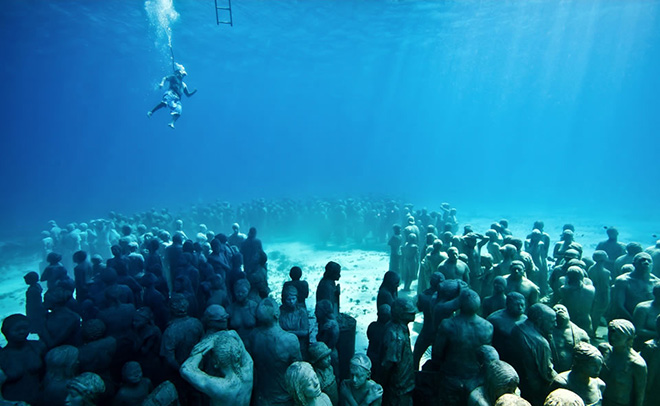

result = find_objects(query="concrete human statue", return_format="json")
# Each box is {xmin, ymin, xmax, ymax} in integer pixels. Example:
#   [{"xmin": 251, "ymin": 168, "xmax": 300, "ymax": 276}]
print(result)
[
  {"xmin": 418, "ymin": 240, "xmax": 447, "ymax": 295},
  {"xmin": 645, "ymin": 240, "xmax": 660, "ymax": 277},
  {"xmin": 401, "ymin": 232, "xmax": 420, "ymax": 291},
  {"xmin": 640, "ymin": 315, "xmax": 660, "ymax": 406},
  {"xmin": 553, "ymin": 230, "xmax": 583, "ymax": 265},
  {"xmin": 339, "ymin": 354, "xmax": 383, "ymax": 406},
  {"xmin": 0, "ymin": 314, "xmax": 46, "ymax": 406},
  {"xmin": 510, "ymin": 303, "xmax": 558, "ymax": 406},
  {"xmin": 366, "ymin": 304, "xmax": 391, "ymax": 384},
  {"xmin": 588, "ymin": 251, "xmax": 611, "ymax": 333},
  {"xmin": 611, "ymin": 252, "xmax": 660, "ymax": 321},
  {"xmin": 433, "ymin": 289, "xmax": 494, "ymax": 406},
  {"xmin": 482, "ymin": 276, "xmax": 508, "ymax": 318},
  {"xmin": 317, "ymin": 261, "xmax": 341, "ymax": 317},
  {"xmin": 550, "ymin": 342, "xmax": 605, "ymax": 406},
  {"xmin": 613, "ymin": 242, "xmax": 644, "ymax": 279},
  {"xmin": 201, "ymin": 304, "xmax": 229, "ymax": 336},
  {"xmin": 596, "ymin": 228, "xmax": 626, "ymax": 272},
  {"xmin": 65, "ymin": 372, "xmax": 106, "ymax": 406},
  {"xmin": 551, "ymin": 305, "xmax": 590, "ymax": 373},
  {"xmin": 376, "ymin": 271, "xmax": 399, "ymax": 310},
  {"xmin": 437, "ymin": 246, "xmax": 470, "ymax": 284},
  {"xmin": 43, "ymin": 345, "xmax": 79, "ymax": 406},
  {"xmin": 180, "ymin": 330, "xmax": 253, "ymax": 406},
  {"xmin": 388, "ymin": 225, "xmax": 403, "ymax": 274},
  {"xmin": 250, "ymin": 297, "xmax": 302, "ymax": 406},
  {"xmin": 285, "ymin": 361, "xmax": 333, "ymax": 406},
  {"xmin": 468, "ymin": 360, "xmax": 520, "ymax": 406},
  {"xmin": 113, "ymin": 361, "xmax": 153, "ymax": 406},
  {"xmin": 160, "ymin": 293, "xmax": 204, "ymax": 372},
  {"xmin": 632, "ymin": 284, "xmax": 660, "ymax": 348},
  {"xmin": 505, "ymin": 260, "xmax": 540, "ymax": 309},
  {"xmin": 559, "ymin": 267, "xmax": 596, "ymax": 336},
  {"xmin": 308, "ymin": 342, "xmax": 338, "ymax": 406},
  {"xmin": 543, "ymin": 389, "xmax": 585, "ymax": 406},
  {"xmin": 380, "ymin": 297, "xmax": 417, "ymax": 406},
  {"xmin": 280, "ymin": 285, "xmax": 310, "ymax": 356},
  {"xmin": 488, "ymin": 292, "xmax": 527, "ymax": 365},
  {"xmin": 227, "ymin": 223, "xmax": 247, "ymax": 249},
  {"xmin": 412, "ymin": 272, "xmax": 445, "ymax": 370},
  {"xmin": 526, "ymin": 229, "xmax": 549, "ymax": 296},
  {"xmin": 598, "ymin": 319, "xmax": 647, "ymax": 406}
]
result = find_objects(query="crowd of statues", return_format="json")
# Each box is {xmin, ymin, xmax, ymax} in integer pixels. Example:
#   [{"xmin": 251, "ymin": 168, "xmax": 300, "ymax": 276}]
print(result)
[{"xmin": 1, "ymin": 197, "xmax": 660, "ymax": 406}]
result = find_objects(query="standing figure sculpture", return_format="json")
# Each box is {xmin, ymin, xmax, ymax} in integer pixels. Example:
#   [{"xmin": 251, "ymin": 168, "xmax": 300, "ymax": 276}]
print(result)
[{"xmin": 180, "ymin": 330, "xmax": 253, "ymax": 406}]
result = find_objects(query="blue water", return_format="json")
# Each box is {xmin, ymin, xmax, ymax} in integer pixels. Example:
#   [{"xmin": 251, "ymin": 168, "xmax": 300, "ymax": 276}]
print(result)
[{"xmin": 1, "ymin": 0, "xmax": 659, "ymax": 242}]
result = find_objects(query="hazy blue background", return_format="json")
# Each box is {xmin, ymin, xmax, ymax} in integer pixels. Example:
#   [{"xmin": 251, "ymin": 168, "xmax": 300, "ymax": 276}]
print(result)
[{"xmin": 1, "ymin": 0, "xmax": 659, "ymax": 242}]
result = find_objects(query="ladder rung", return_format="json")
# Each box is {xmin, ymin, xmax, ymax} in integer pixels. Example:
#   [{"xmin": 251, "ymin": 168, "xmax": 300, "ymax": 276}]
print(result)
[
  {"xmin": 217, "ymin": 21, "xmax": 231, "ymax": 24},
  {"xmin": 217, "ymin": 7, "xmax": 230, "ymax": 10}
]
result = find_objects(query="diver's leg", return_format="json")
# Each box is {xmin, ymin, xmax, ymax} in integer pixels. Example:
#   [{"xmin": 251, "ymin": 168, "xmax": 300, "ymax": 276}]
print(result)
[
  {"xmin": 148, "ymin": 102, "xmax": 166, "ymax": 117},
  {"xmin": 168, "ymin": 113, "xmax": 180, "ymax": 128}
]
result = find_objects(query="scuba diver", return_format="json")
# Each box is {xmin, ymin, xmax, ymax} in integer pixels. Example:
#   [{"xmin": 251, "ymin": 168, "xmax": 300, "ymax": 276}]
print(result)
[{"xmin": 147, "ymin": 63, "xmax": 197, "ymax": 128}]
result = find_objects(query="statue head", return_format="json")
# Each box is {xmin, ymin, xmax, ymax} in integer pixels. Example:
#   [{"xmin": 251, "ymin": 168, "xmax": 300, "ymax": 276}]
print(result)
[
  {"xmin": 234, "ymin": 279, "xmax": 251, "ymax": 303},
  {"xmin": 506, "ymin": 292, "xmax": 526, "ymax": 317},
  {"xmin": 255, "ymin": 297, "xmax": 279, "ymax": 326},
  {"xmin": 169, "ymin": 293, "xmax": 189, "ymax": 317},
  {"xmin": 122, "ymin": 361, "xmax": 143, "ymax": 385},
  {"xmin": 285, "ymin": 362, "xmax": 322, "ymax": 405},
  {"xmin": 529, "ymin": 303, "xmax": 556, "ymax": 337},
  {"xmin": 608, "ymin": 319, "xmax": 635, "ymax": 349},
  {"xmin": 308, "ymin": 342, "xmax": 332, "ymax": 369},
  {"xmin": 543, "ymin": 389, "xmax": 585, "ymax": 406},
  {"xmin": 47, "ymin": 252, "xmax": 62, "ymax": 264},
  {"xmin": 606, "ymin": 227, "xmax": 619, "ymax": 239},
  {"xmin": 377, "ymin": 304, "xmax": 392, "ymax": 323},
  {"xmin": 633, "ymin": 252, "xmax": 653, "ymax": 273},
  {"xmin": 592, "ymin": 250, "xmax": 608, "ymax": 263},
  {"xmin": 552, "ymin": 304, "xmax": 570, "ymax": 328},
  {"xmin": 23, "ymin": 271, "xmax": 39, "ymax": 285},
  {"xmin": 572, "ymin": 342, "xmax": 603, "ymax": 378},
  {"xmin": 206, "ymin": 331, "xmax": 250, "ymax": 379},
  {"xmin": 493, "ymin": 276, "xmax": 507, "ymax": 294},
  {"xmin": 392, "ymin": 297, "xmax": 417, "ymax": 324},
  {"xmin": 495, "ymin": 394, "xmax": 532, "ymax": 406},
  {"xmin": 429, "ymin": 272, "xmax": 445, "ymax": 290},
  {"xmin": 324, "ymin": 261, "xmax": 341, "ymax": 281},
  {"xmin": 282, "ymin": 285, "xmax": 298, "ymax": 309},
  {"xmin": 82, "ymin": 319, "xmax": 106, "ymax": 342},
  {"xmin": 477, "ymin": 345, "xmax": 500, "ymax": 368},
  {"xmin": 485, "ymin": 360, "xmax": 519, "ymax": 404},
  {"xmin": 65, "ymin": 372, "xmax": 106, "ymax": 406},
  {"xmin": 459, "ymin": 289, "xmax": 480, "ymax": 316},
  {"xmin": 348, "ymin": 354, "xmax": 371, "ymax": 389},
  {"xmin": 626, "ymin": 242, "xmax": 643, "ymax": 255},
  {"xmin": 382, "ymin": 271, "xmax": 400, "ymax": 291},
  {"xmin": 565, "ymin": 266, "xmax": 584, "ymax": 284},
  {"xmin": 203, "ymin": 304, "xmax": 229, "ymax": 331},
  {"xmin": 46, "ymin": 345, "xmax": 79, "ymax": 380},
  {"xmin": 289, "ymin": 266, "xmax": 303, "ymax": 281},
  {"xmin": 510, "ymin": 260, "xmax": 525, "ymax": 278},
  {"xmin": 500, "ymin": 244, "xmax": 517, "ymax": 260},
  {"xmin": 447, "ymin": 246, "xmax": 459, "ymax": 261}
]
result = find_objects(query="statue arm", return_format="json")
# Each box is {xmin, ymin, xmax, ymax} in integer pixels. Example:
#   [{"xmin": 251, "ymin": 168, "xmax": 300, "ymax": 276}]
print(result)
[
  {"xmin": 632, "ymin": 359, "xmax": 647, "ymax": 406},
  {"xmin": 180, "ymin": 338, "xmax": 225, "ymax": 399}
]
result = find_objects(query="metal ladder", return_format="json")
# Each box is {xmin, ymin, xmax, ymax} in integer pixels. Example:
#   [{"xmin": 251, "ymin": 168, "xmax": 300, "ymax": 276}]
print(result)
[{"xmin": 214, "ymin": 0, "xmax": 233, "ymax": 27}]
